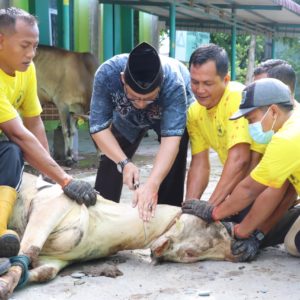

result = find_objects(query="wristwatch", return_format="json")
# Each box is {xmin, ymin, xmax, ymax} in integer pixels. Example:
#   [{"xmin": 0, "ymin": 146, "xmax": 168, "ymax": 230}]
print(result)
[
  {"xmin": 117, "ymin": 158, "xmax": 131, "ymax": 173},
  {"xmin": 253, "ymin": 230, "xmax": 265, "ymax": 242}
]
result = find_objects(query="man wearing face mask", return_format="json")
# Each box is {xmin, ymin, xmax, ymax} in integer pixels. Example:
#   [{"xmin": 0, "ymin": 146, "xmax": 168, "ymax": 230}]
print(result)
[
  {"xmin": 183, "ymin": 78, "xmax": 300, "ymax": 261},
  {"xmin": 90, "ymin": 42, "xmax": 193, "ymax": 222}
]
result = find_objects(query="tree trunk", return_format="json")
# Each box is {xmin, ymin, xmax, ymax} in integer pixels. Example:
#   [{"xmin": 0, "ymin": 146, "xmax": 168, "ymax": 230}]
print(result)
[
  {"xmin": 0, "ymin": 0, "xmax": 9, "ymax": 8},
  {"xmin": 245, "ymin": 34, "xmax": 256, "ymax": 85}
]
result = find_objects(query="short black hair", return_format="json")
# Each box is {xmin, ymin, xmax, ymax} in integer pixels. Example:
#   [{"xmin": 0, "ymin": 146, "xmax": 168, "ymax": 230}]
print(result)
[
  {"xmin": 189, "ymin": 43, "xmax": 229, "ymax": 78},
  {"xmin": 260, "ymin": 104, "xmax": 293, "ymax": 113},
  {"xmin": 254, "ymin": 59, "xmax": 296, "ymax": 94},
  {"xmin": 0, "ymin": 7, "xmax": 37, "ymax": 35}
]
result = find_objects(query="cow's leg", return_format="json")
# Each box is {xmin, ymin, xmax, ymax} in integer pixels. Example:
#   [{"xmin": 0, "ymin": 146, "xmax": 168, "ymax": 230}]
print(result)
[
  {"xmin": 68, "ymin": 109, "xmax": 78, "ymax": 162},
  {"xmin": 0, "ymin": 265, "xmax": 22, "ymax": 300},
  {"xmin": 28, "ymin": 256, "xmax": 69, "ymax": 283},
  {"xmin": 0, "ymin": 190, "xmax": 73, "ymax": 297},
  {"xmin": 0, "ymin": 258, "xmax": 67, "ymax": 298},
  {"xmin": 56, "ymin": 104, "xmax": 74, "ymax": 165},
  {"xmin": 20, "ymin": 188, "xmax": 74, "ymax": 267}
]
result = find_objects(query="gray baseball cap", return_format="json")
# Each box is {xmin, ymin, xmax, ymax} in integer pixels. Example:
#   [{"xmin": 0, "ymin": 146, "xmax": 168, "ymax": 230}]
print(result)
[{"xmin": 230, "ymin": 78, "xmax": 293, "ymax": 120}]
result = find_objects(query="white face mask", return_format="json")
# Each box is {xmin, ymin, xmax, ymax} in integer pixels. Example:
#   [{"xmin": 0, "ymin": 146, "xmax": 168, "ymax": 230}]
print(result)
[{"xmin": 248, "ymin": 108, "xmax": 277, "ymax": 144}]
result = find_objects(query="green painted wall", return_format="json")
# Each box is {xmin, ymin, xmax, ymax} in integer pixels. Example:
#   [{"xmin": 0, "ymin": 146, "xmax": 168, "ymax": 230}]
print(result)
[
  {"xmin": 121, "ymin": 6, "xmax": 134, "ymax": 53},
  {"xmin": 102, "ymin": 4, "xmax": 113, "ymax": 61},
  {"xmin": 73, "ymin": 0, "xmax": 89, "ymax": 52},
  {"xmin": 31, "ymin": 0, "xmax": 51, "ymax": 45}
]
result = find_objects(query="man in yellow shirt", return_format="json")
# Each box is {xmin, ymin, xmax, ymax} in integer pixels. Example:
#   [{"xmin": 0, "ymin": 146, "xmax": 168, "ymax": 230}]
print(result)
[
  {"xmin": 254, "ymin": 59, "xmax": 295, "ymax": 94},
  {"xmin": 253, "ymin": 59, "xmax": 299, "ymax": 109},
  {"xmin": 0, "ymin": 7, "xmax": 96, "ymax": 259},
  {"xmin": 186, "ymin": 44, "xmax": 263, "ymax": 206},
  {"xmin": 183, "ymin": 78, "xmax": 299, "ymax": 260}
]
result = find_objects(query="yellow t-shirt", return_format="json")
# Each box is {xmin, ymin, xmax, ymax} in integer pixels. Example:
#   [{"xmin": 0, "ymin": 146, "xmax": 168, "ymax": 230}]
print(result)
[
  {"xmin": 0, "ymin": 63, "xmax": 42, "ymax": 124},
  {"xmin": 251, "ymin": 110, "xmax": 300, "ymax": 195},
  {"xmin": 187, "ymin": 81, "xmax": 264, "ymax": 165}
]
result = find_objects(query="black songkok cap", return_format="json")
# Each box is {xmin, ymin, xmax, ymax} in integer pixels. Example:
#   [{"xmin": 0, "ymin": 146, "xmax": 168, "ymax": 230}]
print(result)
[{"xmin": 124, "ymin": 42, "xmax": 164, "ymax": 94}]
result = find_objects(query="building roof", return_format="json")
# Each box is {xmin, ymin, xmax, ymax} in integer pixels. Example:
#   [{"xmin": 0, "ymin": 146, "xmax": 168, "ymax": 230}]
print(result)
[{"xmin": 100, "ymin": 0, "xmax": 300, "ymax": 37}]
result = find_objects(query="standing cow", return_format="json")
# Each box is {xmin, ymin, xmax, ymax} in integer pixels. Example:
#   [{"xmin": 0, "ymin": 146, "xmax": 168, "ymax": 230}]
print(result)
[
  {"xmin": 0, "ymin": 173, "xmax": 234, "ymax": 299},
  {"xmin": 33, "ymin": 45, "xmax": 99, "ymax": 165}
]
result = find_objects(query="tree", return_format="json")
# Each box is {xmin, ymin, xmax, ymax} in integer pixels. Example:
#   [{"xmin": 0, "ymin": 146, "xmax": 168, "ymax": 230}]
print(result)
[{"xmin": 210, "ymin": 33, "xmax": 265, "ymax": 84}]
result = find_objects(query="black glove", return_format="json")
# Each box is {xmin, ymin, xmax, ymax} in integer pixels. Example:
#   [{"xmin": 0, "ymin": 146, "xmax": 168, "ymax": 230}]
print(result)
[
  {"xmin": 63, "ymin": 179, "xmax": 97, "ymax": 207},
  {"xmin": 182, "ymin": 199, "xmax": 215, "ymax": 223},
  {"xmin": 231, "ymin": 230, "xmax": 264, "ymax": 262}
]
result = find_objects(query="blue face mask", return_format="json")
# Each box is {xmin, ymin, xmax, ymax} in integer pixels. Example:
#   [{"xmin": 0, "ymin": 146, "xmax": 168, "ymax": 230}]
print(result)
[{"xmin": 248, "ymin": 108, "xmax": 277, "ymax": 144}]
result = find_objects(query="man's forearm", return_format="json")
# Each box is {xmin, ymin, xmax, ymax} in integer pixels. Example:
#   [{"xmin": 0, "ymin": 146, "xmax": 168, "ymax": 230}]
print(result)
[
  {"xmin": 12, "ymin": 131, "xmax": 69, "ymax": 186},
  {"xmin": 92, "ymin": 128, "xmax": 127, "ymax": 163},
  {"xmin": 23, "ymin": 116, "xmax": 50, "ymax": 152},
  {"xmin": 209, "ymin": 143, "xmax": 250, "ymax": 205},
  {"xmin": 213, "ymin": 176, "xmax": 265, "ymax": 220},
  {"xmin": 208, "ymin": 160, "xmax": 248, "ymax": 205},
  {"xmin": 185, "ymin": 167, "xmax": 209, "ymax": 200},
  {"xmin": 258, "ymin": 182, "xmax": 296, "ymax": 234}
]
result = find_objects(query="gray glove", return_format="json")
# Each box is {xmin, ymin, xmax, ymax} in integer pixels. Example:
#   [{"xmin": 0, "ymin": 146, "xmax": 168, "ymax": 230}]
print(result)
[
  {"xmin": 182, "ymin": 199, "xmax": 215, "ymax": 223},
  {"xmin": 231, "ymin": 230, "xmax": 264, "ymax": 262},
  {"xmin": 63, "ymin": 179, "xmax": 97, "ymax": 207}
]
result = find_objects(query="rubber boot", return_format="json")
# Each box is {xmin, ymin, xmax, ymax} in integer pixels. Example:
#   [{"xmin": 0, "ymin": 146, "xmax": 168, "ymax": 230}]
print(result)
[{"xmin": 0, "ymin": 186, "xmax": 20, "ymax": 257}]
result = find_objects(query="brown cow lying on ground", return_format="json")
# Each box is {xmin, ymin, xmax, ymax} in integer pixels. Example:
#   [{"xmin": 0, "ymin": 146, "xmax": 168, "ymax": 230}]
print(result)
[
  {"xmin": 0, "ymin": 173, "xmax": 233, "ymax": 299},
  {"xmin": 33, "ymin": 45, "xmax": 99, "ymax": 165}
]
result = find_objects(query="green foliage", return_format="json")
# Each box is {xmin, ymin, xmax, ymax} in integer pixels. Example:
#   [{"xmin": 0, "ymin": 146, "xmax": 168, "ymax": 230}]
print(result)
[
  {"xmin": 210, "ymin": 33, "xmax": 265, "ymax": 83},
  {"xmin": 210, "ymin": 32, "xmax": 300, "ymax": 99},
  {"xmin": 159, "ymin": 29, "xmax": 168, "ymax": 47}
]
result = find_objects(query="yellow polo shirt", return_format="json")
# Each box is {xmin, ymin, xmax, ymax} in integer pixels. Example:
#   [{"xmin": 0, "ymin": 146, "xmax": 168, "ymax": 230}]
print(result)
[
  {"xmin": 0, "ymin": 63, "xmax": 42, "ymax": 124},
  {"xmin": 187, "ymin": 81, "xmax": 264, "ymax": 165},
  {"xmin": 251, "ymin": 110, "xmax": 300, "ymax": 195}
]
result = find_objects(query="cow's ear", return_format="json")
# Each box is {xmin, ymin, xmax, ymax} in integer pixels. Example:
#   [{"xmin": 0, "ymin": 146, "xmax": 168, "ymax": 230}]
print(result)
[{"xmin": 151, "ymin": 236, "xmax": 170, "ymax": 258}]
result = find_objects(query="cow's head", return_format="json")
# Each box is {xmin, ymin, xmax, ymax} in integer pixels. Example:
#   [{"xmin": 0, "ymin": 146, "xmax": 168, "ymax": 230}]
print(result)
[{"xmin": 151, "ymin": 214, "xmax": 234, "ymax": 263}]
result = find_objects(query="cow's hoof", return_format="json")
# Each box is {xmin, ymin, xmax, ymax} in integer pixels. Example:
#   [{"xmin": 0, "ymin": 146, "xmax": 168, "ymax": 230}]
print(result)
[{"xmin": 0, "ymin": 280, "xmax": 11, "ymax": 300}]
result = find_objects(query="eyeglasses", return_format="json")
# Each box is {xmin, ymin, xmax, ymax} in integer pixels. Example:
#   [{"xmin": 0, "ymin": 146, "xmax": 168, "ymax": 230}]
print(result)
[{"xmin": 124, "ymin": 84, "xmax": 159, "ymax": 104}]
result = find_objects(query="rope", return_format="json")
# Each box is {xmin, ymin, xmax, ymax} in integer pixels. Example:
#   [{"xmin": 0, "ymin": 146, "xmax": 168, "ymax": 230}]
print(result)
[{"xmin": 9, "ymin": 255, "xmax": 30, "ymax": 289}]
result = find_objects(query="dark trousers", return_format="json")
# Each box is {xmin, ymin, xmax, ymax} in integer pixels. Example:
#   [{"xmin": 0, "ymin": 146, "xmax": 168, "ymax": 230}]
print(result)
[
  {"xmin": 227, "ymin": 204, "xmax": 300, "ymax": 248},
  {"xmin": 0, "ymin": 141, "xmax": 24, "ymax": 191},
  {"xmin": 94, "ymin": 126, "xmax": 189, "ymax": 207}
]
